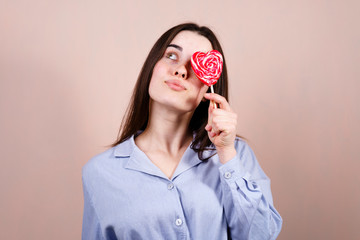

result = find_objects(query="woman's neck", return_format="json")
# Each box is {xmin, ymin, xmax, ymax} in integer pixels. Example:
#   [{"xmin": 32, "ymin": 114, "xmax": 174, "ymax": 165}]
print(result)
[{"xmin": 135, "ymin": 103, "xmax": 194, "ymax": 155}]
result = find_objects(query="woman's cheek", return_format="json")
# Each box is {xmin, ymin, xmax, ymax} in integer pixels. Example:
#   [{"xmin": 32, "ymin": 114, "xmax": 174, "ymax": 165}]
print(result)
[
  {"xmin": 195, "ymin": 85, "xmax": 209, "ymax": 105},
  {"xmin": 149, "ymin": 62, "xmax": 165, "ymax": 94}
]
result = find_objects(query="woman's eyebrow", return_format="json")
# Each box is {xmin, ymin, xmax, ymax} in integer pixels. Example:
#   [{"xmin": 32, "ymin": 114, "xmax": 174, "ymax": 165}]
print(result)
[{"xmin": 167, "ymin": 44, "xmax": 183, "ymax": 51}]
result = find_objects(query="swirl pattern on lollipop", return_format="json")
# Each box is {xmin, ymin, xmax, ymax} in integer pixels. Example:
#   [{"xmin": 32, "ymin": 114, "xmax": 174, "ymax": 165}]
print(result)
[{"xmin": 191, "ymin": 50, "xmax": 223, "ymax": 86}]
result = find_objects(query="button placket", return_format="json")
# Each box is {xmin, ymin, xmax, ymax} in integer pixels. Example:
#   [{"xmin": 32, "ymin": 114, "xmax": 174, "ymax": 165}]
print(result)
[{"xmin": 165, "ymin": 181, "xmax": 186, "ymax": 230}]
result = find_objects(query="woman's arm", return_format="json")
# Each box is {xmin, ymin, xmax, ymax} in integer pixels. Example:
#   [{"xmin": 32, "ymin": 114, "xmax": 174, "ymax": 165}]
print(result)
[
  {"xmin": 218, "ymin": 141, "xmax": 282, "ymax": 240},
  {"xmin": 82, "ymin": 173, "xmax": 104, "ymax": 240},
  {"xmin": 204, "ymin": 93, "xmax": 282, "ymax": 239}
]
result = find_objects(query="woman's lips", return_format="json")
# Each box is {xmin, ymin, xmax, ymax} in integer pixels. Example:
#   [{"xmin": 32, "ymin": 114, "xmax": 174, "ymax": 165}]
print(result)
[{"xmin": 165, "ymin": 80, "xmax": 186, "ymax": 91}]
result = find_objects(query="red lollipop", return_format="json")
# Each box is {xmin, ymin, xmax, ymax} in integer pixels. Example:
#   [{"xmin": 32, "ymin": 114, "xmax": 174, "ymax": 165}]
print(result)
[
  {"xmin": 191, "ymin": 50, "xmax": 223, "ymax": 87},
  {"xmin": 191, "ymin": 50, "xmax": 223, "ymax": 108}
]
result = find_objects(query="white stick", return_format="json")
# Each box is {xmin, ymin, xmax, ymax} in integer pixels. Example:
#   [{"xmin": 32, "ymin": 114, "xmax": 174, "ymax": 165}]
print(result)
[{"xmin": 210, "ymin": 85, "xmax": 217, "ymax": 109}]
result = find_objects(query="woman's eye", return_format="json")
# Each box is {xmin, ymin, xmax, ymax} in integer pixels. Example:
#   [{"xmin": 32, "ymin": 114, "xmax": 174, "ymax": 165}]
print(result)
[{"xmin": 167, "ymin": 53, "xmax": 178, "ymax": 60}]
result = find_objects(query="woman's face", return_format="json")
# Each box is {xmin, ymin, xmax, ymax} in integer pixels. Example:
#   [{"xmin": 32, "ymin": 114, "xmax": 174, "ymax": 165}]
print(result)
[{"xmin": 149, "ymin": 30, "xmax": 212, "ymax": 113}]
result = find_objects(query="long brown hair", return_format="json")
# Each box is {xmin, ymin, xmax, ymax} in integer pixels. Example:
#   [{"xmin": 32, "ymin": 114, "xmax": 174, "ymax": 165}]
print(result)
[{"xmin": 111, "ymin": 23, "xmax": 229, "ymax": 160}]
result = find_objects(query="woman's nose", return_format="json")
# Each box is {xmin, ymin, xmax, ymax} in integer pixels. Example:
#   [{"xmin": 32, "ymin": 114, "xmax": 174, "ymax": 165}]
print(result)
[{"xmin": 174, "ymin": 65, "xmax": 187, "ymax": 79}]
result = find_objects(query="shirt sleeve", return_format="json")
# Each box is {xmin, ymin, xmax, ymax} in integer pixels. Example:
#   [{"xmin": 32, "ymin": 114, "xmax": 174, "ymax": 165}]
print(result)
[
  {"xmin": 218, "ymin": 141, "xmax": 283, "ymax": 240},
  {"xmin": 82, "ymin": 175, "xmax": 105, "ymax": 240}
]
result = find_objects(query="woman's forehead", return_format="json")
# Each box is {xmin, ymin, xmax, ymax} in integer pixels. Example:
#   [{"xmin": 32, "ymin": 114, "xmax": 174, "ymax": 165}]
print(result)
[{"xmin": 169, "ymin": 31, "xmax": 213, "ymax": 53}]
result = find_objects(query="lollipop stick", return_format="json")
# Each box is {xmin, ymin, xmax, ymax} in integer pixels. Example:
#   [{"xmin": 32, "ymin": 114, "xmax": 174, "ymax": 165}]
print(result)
[{"xmin": 210, "ymin": 85, "xmax": 217, "ymax": 109}]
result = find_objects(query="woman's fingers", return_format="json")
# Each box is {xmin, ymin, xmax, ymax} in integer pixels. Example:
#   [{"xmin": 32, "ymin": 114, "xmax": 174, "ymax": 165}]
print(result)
[
  {"xmin": 204, "ymin": 93, "xmax": 238, "ymax": 163},
  {"xmin": 211, "ymin": 116, "xmax": 237, "ymax": 136},
  {"xmin": 204, "ymin": 93, "xmax": 232, "ymax": 111},
  {"xmin": 210, "ymin": 107, "xmax": 237, "ymax": 130},
  {"xmin": 206, "ymin": 97, "xmax": 236, "ymax": 135}
]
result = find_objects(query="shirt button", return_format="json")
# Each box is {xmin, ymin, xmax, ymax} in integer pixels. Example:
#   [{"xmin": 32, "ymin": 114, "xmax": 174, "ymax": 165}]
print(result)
[
  {"xmin": 224, "ymin": 171, "xmax": 232, "ymax": 179},
  {"xmin": 175, "ymin": 218, "xmax": 183, "ymax": 226},
  {"xmin": 167, "ymin": 183, "xmax": 174, "ymax": 190}
]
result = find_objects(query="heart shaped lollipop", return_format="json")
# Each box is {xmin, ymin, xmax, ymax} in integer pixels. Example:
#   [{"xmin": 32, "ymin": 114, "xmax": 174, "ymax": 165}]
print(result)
[{"xmin": 191, "ymin": 50, "xmax": 223, "ymax": 86}]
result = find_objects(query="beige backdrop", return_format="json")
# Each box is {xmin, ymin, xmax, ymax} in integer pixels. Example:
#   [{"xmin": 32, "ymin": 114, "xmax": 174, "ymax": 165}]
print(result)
[{"xmin": 1, "ymin": 0, "xmax": 359, "ymax": 239}]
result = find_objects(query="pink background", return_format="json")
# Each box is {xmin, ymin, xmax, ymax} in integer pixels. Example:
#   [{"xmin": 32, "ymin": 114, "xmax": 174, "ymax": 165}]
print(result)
[{"xmin": 1, "ymin": 1, "xmax": 359, "ymax": 239}]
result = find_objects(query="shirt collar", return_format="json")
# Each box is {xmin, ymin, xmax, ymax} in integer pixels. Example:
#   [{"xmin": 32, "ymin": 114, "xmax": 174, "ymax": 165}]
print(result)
[
  {"xmin": 113, "ymin": 134, "xmax": 207, "ymax": 180},
  {"xmin": 113, "ymin": 136, "xmax": 134, "ymax": 157},
  {"xmin": 171, "ymin": 145, "xmax": 203, "ymax": 180}
]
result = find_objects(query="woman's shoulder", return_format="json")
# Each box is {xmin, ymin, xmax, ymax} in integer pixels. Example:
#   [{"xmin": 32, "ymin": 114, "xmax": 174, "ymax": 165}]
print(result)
[
  {"xmin": 82, "ymin": 137, "xmax": 134, "ymax": 180},
  {"xmin": 82, "ymin": 147, "xmax": 116, "ymax": 178}
]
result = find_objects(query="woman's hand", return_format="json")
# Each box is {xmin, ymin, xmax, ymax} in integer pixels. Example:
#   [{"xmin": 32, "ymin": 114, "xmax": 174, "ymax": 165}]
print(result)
[{"xmin": 204, "ymin": 93, "xmax": 237, "ymax": 164}]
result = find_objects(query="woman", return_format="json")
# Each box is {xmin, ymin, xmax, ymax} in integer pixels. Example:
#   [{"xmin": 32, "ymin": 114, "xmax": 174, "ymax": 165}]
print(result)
[{"xmin": 82, "ymin": 23, "xmax": 282, "ymax": 240}]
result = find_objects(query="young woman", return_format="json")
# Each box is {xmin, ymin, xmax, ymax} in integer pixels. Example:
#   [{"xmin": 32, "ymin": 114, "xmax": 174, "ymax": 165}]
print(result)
[{"xmin": 82, "ymin": 23, "xmax": 282, "ymax": 240}]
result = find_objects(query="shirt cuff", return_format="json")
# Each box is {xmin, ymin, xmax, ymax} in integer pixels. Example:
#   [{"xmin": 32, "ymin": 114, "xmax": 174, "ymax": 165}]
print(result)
[
  {"xmin": 218, "ymin": 155, "xmax": 262, "ymax": 193},
  {"xmin": 218, "ymin": 155, "xmax": 247, "ymax": 184}
]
